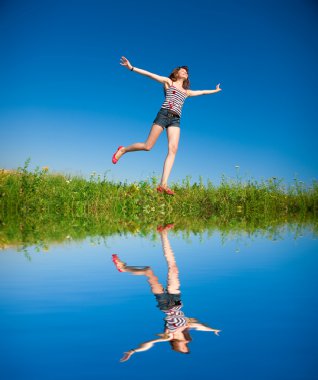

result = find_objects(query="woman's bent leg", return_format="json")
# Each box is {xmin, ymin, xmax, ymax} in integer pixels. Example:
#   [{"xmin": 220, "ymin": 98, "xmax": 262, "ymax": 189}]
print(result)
[
  {"xmin": 112, "ymin": 255, "xmax": 164, "ymax": 294},
  {"xmin": 114, "ymin": 124, "xmax": 163, "ymax": 160}
]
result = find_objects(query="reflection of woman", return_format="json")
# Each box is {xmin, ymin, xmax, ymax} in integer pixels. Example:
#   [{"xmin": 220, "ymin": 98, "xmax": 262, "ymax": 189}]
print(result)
[
  {"xmin": 112, "ymin": 56, "xmax": 222, "ymax": 196},
  {"xmin": 112, "ymin": 224, "xmax": 221, "ymax": 362}
]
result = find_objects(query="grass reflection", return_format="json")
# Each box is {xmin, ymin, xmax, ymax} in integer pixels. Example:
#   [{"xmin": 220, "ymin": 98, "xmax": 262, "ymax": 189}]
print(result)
[{"xmin": 1, "ymin": 212, "xmax": 317, "ymax": 253}]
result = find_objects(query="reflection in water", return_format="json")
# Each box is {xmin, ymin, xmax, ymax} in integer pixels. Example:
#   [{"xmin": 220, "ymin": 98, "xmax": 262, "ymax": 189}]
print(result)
[{"xmin": 112, "ymin": 223, "xmax": 221, "ymax": 362}]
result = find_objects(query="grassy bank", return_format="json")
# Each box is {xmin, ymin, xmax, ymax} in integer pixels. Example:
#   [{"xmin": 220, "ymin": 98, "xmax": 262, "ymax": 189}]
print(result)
[
  {"xmin": 1, "ymin": 159, "xmax": 317, "ymax": 219},
  {"xmin": 1, "ymin": 159, "xmax": 317, "ymax": 250}
]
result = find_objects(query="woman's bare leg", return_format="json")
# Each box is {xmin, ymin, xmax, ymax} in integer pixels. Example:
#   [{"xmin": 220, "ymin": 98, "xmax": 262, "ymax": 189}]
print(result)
[
  {"xmin": 114, "ymin": 124, "xmax": 163, "ymax": 160},
  {"xmin": 160, "ymin": 126, "xmax": 180, "ymax": 187},
  {"xmin": 112, "ymin": 255, "xmax": 164, "ymax": 294},
  {"xmin": 159, "ymin": 227, "xmax": 180, "ymax": 294}
]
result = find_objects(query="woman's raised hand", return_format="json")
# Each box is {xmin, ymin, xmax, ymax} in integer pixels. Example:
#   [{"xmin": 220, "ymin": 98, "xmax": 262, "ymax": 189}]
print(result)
[
  {"xmin": 120, "ymin": 56, "xmax": 133, "ymax": 70},
  {"xmin": 120, "ymin": 350, "xmax": 134, "ymax": 362},
  {"xmin": 216, "ymin": 83, "xmax": 222, "ymax": 92}
]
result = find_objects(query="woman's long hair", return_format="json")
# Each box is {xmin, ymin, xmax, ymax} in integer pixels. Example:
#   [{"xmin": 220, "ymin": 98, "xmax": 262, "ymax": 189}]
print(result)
[
  {"xmin": 169, "ymin": 66, "xmax": 190, "ymax": 90},
  {"xmin": 169, "ymin": 329, "xmax": 192, "ymax": 354}
]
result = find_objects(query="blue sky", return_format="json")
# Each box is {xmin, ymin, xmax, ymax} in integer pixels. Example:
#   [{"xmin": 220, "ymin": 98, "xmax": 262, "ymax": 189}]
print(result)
[{"xmin": 0, "ymin": 0, "xmax": 317, "ymax": 185}]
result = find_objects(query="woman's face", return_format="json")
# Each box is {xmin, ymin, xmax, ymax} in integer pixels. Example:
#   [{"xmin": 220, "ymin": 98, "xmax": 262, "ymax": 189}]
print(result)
[
  {"xmin": 175, "ymin": 340, "xmax": 190, "ymax": 353},
  {"xmin": 178, "ymin": 67, "xmax": 188, "ymax": 80}
]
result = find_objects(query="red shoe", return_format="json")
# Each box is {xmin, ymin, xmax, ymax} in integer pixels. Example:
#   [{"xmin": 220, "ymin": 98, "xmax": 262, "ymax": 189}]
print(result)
[
  {"xmin": 112, "ymin": 146, "xmax": 124, "ymax": 164},
  {"xmin": 156, "ymin": 185, "xmax": 175, "ymax": 196},
  {"xmin": 157, "ymin": 223, "xmax": 175, "ymax": 232}
]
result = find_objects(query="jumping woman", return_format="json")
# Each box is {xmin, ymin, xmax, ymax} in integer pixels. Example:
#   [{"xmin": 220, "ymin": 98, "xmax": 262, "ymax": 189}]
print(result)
[{"xmin": 112, "ymin": 56, "xmax": 222, "ymax": 195}]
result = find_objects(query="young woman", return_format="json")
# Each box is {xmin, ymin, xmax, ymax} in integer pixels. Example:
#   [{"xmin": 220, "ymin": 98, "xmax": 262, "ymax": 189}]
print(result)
[
  {"xmin": 112, "ymin": 223, "xmax": 221, "ymax": 362},
  {"xmin": 112, "ymin": 56, "xmax": 222, "ymax": 195}
]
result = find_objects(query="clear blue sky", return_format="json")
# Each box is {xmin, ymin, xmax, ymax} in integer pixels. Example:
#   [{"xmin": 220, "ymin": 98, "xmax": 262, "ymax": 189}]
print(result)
[{"xmin": 1, "ymin": 0, "xmax": 317, "ymax": 185}]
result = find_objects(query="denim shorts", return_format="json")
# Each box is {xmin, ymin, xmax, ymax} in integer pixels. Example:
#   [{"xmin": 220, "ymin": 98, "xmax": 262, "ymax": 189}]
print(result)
[
  {"xmin": 154, "ymin": 292, "xmax": 182, "ymax": 311},
  {"xmin": 152, "ymin": 108, "xmax": 181, "ymax": 129}
]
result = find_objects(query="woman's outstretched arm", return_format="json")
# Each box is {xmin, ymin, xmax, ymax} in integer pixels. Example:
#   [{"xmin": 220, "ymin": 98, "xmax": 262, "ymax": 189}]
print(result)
[
  {"xmin": 120, "ymin": 333, "xmax": 173, "ymax": 362},
  {"xmin": 120, "ymin": 56, "xmax": 170, "ymax": 84},
  {"xmin": 187, "ymin": 317, "xmax": 221, "ymax": 335},
  {"xmin": 187, "ymin": 83, "xmax": 222, "ymax": 97}
]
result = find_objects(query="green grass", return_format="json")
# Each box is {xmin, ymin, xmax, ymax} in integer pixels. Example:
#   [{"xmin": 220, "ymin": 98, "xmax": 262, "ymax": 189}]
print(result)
[
  {"xmin": 1, "ymin": 158, "xmax": 317, "ymax": 219},
  {"xmin": 1, "ymin": 159, "xmax": 317, "ymax": 252}
]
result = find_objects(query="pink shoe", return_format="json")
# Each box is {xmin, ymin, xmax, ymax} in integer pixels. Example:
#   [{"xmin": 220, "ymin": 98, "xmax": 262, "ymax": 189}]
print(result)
[
  {"xmin": 112, "ymin": 146, "xmax": 124, "ymax": 164},
  {"xmin": 112, "ymin": 254, "xmax": 124, "ymax": 272}
]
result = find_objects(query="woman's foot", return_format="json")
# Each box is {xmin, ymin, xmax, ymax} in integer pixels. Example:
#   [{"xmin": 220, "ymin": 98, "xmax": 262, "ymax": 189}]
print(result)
[
  {"xmin": 112, "ymin": 254, "xmax": 126, "ymax": 272},
  {"xmin": 156, "ymin": 185, "xmax": 175, "ymax": 196},
  {"xmin": 157, "ymin": 223, "xmax": 175, "ymax": 233},
  {"xmin": 112, "ymin": 146, "xmax": 125, "ymax": 164}
]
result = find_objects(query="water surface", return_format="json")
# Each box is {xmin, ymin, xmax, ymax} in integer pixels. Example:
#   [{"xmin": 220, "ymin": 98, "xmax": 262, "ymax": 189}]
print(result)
[{"xmin": 0, "ymin": 226, "xmax": 317, "ymax": 380}]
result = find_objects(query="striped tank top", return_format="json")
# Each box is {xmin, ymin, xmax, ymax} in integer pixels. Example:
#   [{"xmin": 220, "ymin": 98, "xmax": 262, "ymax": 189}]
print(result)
[
  {"xmin": 161, "ymin": 84, "xmax": 188, "ymax": 117},
  {"xmin": 163, "ymin": 303, "xmax": 188, "ymax": 332}
]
